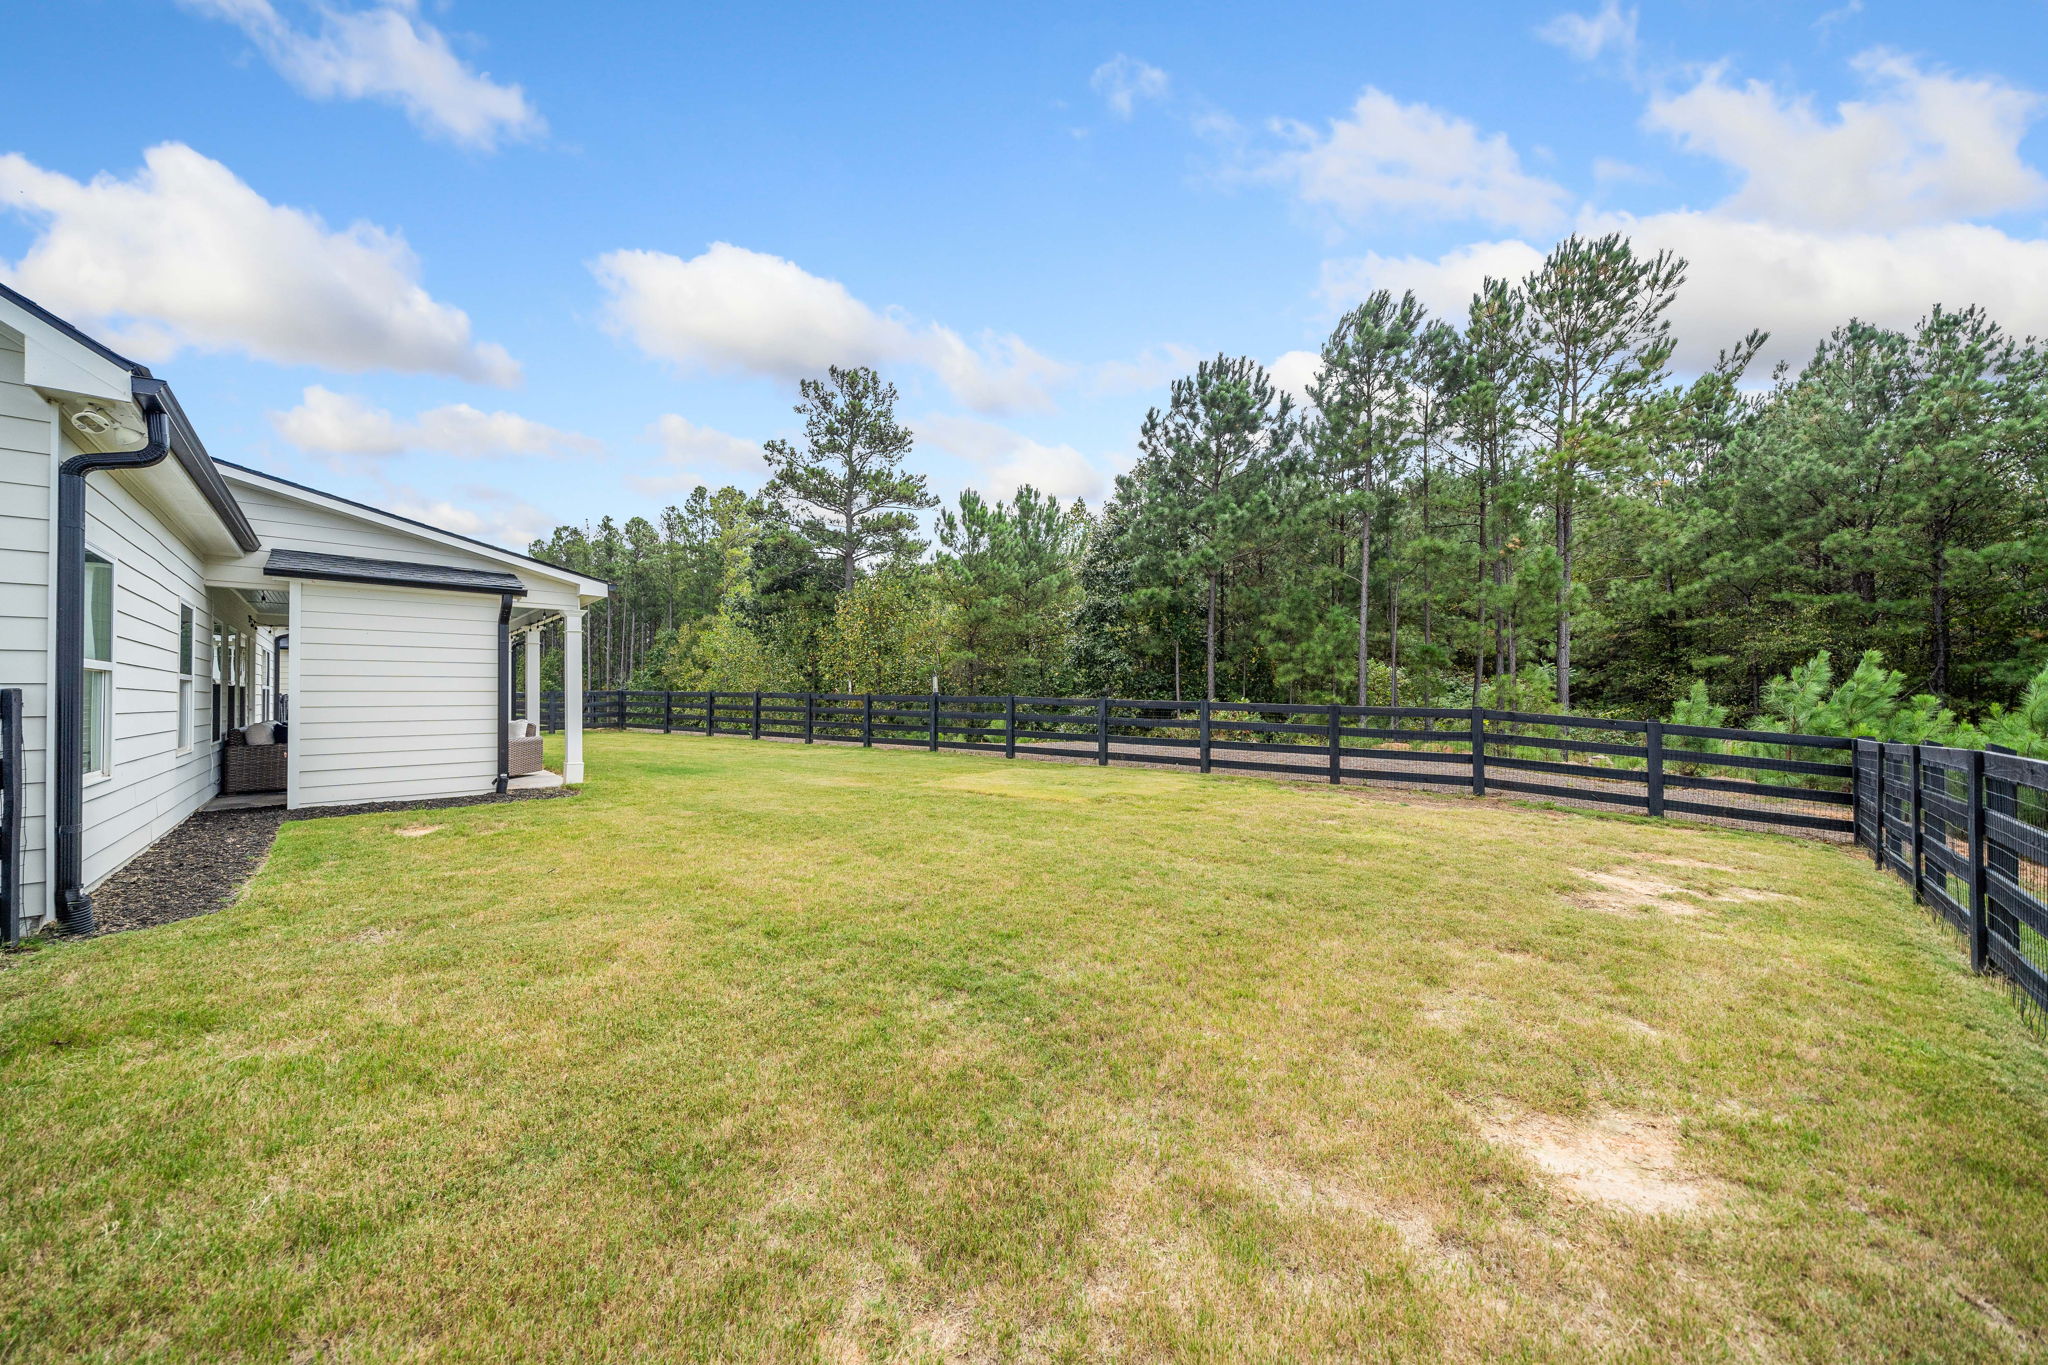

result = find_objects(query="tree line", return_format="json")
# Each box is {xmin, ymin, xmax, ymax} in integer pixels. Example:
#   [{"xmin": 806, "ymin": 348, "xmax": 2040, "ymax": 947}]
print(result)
[{"xmin": 531, "ymin": 233, "xmax": 2048, "ymax": 748}]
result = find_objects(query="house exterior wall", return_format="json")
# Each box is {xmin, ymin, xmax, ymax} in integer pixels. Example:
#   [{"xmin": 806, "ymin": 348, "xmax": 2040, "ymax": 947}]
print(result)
[
  {"xmin": 0, "ymin": 331, "xmax": 54, "ymax": 928},
  {"xmin": 76, "ymin": 440, "xmax": 221, "ymax": 901},
  {"xmin": 0, "ymin": 335, "xmax": 222, "ymax": 930},
  {"xmin": 290, "ymin": 580, "xmax": 500, "ymax": 809}
]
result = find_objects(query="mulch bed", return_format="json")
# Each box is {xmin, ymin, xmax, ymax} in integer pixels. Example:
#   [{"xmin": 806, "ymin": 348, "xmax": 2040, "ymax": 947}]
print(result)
[{"xmin": 85, "ymin": 787, "xmax": 573, "ymax": 938}]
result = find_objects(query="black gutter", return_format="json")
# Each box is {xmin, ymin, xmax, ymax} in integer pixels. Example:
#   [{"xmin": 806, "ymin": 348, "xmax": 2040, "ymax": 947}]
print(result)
[
  {"xmin": 495, "ymin": 594, "xmax": 514, "ymax": 794},
  {"xmin": 53, "ymin": 395, "xmax": 172, "ymax": 934}
]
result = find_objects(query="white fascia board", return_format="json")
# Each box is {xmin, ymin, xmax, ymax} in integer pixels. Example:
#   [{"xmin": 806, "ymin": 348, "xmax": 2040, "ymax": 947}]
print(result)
[
  {"xmin": 0, "ymin": 297, "xmax": 135, "ymax": 405},
  {"xmin": 218, "ymin": 464, "xmax": 610, "ymax": 600}
]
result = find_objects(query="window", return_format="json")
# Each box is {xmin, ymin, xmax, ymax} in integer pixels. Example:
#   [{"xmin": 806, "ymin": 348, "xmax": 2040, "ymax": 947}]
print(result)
[
  {"xmin": 177, "ymin": 604, "xmax": 196, "ymax": 753},
  {"xmin": 83, "ymin": 551, "xmax": 113, "ymax": 778}
]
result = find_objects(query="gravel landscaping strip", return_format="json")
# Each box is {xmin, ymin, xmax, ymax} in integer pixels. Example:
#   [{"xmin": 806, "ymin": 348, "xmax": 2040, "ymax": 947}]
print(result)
[{"xmin": 86, "ymin": 786, "xmax": 573, "ymax": 937}]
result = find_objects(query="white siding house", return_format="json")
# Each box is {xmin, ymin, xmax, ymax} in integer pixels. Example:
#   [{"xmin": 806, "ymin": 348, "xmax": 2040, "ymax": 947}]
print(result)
[{"xmin": 0, "ymin": 284, "xmax": 605, "ymax": 938}]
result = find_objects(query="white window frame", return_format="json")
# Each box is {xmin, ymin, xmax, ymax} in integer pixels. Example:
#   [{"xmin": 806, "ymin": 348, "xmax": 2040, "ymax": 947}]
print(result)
[
  {"xmin": 82, "ymin": 545, "xmax": 115, "ymax": 783},
  {"xmin": 176, "ymin": 602, "xmax": 196, "ymax": 755}
]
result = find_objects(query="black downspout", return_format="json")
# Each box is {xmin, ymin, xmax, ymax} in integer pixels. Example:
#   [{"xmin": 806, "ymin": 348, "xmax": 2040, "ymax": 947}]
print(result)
[
  {"xmin": 54, "ymin": 395, "xmax": 171, "ymax": 934},
  {"xmin": 495, "ymin": 594, "xmax": 513, "ymax": 794}
]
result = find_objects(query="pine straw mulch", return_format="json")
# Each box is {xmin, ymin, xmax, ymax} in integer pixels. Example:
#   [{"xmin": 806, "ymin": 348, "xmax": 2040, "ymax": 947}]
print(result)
[{"xmin": 83, "ymin": 787, "xmax": 572, "ymax": 937}]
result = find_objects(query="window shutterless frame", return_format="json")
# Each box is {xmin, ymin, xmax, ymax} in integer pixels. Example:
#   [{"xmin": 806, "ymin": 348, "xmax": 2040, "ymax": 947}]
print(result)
[
  {"xmin": 81, "ymin": 549, "xmax": 114, "ymax": 779},
  {"xmin": 176, "ymin": 603, "xmax": 196, "ymax": 753}
]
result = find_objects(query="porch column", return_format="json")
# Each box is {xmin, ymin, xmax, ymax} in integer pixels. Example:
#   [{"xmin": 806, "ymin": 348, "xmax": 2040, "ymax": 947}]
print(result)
[
  {"xmin": 523, "ymin": 627, "xmax": 541, "ymax": 723},
  {"xmin": 564, "ymin": 608, "xmax": 585, "ymax": 784}
]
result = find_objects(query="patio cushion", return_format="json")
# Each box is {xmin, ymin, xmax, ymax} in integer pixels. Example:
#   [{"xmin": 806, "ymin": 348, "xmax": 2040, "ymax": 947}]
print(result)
[{"xmin": 242, "ymin": 721, "xmax": 277, "ymax": 746}]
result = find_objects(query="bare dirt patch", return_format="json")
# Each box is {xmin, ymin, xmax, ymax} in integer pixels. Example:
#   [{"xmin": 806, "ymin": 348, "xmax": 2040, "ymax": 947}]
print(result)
[
  {"xmin": 393, "ymin": 825, "xmax": 444, "ymax": 838},
  {"xmin": 1237, "ymin": 1156, "xmax": 1474, "ymax": 1275},
  {"xmin": 1479, "ymin": 1110, "xmax": 1728, "ymax": 1215},
  {"xmin": 1568, "ymin": 857, "xmax": 1789, "ymax": 916}
]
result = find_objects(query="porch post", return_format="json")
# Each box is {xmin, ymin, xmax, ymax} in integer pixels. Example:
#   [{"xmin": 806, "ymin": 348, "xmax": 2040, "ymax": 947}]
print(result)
[
  {"xmin": 523, "ymin": 628, "xmax": 541, "ymax": 723},
  {"xmin": 564, "ymin": 608, "xmax": 586, "ymax": 784}
]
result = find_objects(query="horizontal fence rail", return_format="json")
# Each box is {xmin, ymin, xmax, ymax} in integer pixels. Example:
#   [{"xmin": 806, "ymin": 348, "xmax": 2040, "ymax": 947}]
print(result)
[{"xmin": 539, "ymin": 688, "xmax": 2048, "ymax": 1022}]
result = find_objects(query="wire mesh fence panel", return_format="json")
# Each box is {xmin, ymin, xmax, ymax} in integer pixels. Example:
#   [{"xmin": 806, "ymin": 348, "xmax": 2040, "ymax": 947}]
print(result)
[{"xmin": 1983, "ymin": 750, "xmax": 2048, "ymax": 1021}]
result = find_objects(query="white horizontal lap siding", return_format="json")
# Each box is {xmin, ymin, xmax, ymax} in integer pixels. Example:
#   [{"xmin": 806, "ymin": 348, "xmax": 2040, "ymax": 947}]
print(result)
[
  {"xmin": 292, "ymin": 580, "xmax": 501, "ymax": 808},
  {"xmin": 0, "ymin": 336, "xmax": 52, "ymax": 926},
  {"xmin": 77, "ymin": 459, "xmax": 219, "ymax": 893}
]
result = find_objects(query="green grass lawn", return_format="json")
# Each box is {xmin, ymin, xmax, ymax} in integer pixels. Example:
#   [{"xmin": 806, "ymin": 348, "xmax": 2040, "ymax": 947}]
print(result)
[{"xmin": 4, "ymin": 733, "xmax": 2046, "ymax": 1362}]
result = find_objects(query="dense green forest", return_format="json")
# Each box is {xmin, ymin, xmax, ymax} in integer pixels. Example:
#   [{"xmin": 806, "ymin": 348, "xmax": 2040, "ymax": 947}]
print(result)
[{"xmin": 531, "ymin": 234, "xmax": 2048, "ymax": 748}]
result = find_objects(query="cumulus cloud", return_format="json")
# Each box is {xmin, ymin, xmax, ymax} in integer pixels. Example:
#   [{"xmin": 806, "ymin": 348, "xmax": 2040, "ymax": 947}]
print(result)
[
  {"xmin": 180, "ymin": 0, "xmax": 542, "ymax": 150},
  {"xmin": 1321, "ymin": 214, "xmax": 2048, "ymax": 374},
  {"xmin": 914, "ymin": 414, "xmax": 1112, "ymax": 503},
  {"xmin": 1092, "ymin": 343, "xmax": 1200, "ymax": 394},
  {"xmin": 1646, "ymin": 50, "xmax": 2046, "ymax": 229},
  {"xmin": 271, "ymin": 386, "xmax": 596, "ymax": 461},
  {"xmin": 1537, "ymin": 1, "xmax": 1639, "ymax": 70},
  {"xmin": 1091, "ymin": 55, "xmax": 1170, "ymax": 118},
  {"xmin": 1268, "ymin": 349, "xmax": 1326, "ymax": 407},
  {"xmin": 627, "ymin": 414, "xmax": 764, "ymax": 496},
  {"xmin": 1261, "ymin": 89, "xmax": 1568, "ymax": 232},
  {"xmin": 591, "ymin": 242, "xmax": 1067, "ymax": 413},
  {"xmin": 0, "ymin": 144, "xmax": 518, "ymax": 384}
]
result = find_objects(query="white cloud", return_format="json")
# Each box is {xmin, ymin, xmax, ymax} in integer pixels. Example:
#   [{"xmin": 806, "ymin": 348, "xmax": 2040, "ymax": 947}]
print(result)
[
  {"xmin": 591, "ymin": 242, "xmax": 1067, "ymax": 413},
  {"xmin": 382, "ymin": 482, "xmax": 552, "ymax": 549},
  {"xmin": 1646, "ymin": 50, "xmax": 2046, "ymax": 229},
  {"xmin": 1091, "ymin": 55, "xmax": 1170, "ymax": 118},
  {"xmin": 180, "ymin": 0, "xmax": 542, "ymax": 150},
  {"xmin": 271, "ymin": 386, "xmax": 595, "ymax": 461},
  {"xmin": 1321, "ymin": 213, "xmax": 2048, "ymax": 374},
  {"xmin": 0, "ymin": 144, "xmax": 518, "ymax": 384},
  {"xmin": 1261, "ymin": 89, "xmax": 1568, "ymax": 232},
  {"xmin": 1537, "ymin": 2, "xmax": 1639, "ymax": 69},
  {"xmin": 914, "ymin": 413, "xmax": 1112, "ymax": 503},
  {"xmin": 627, "ymin": 414, "xmax": 763, "ymax": 496},
  {"xmin": 1268, "ymin": 349, "xmax": 1326, "ymax": 407}
]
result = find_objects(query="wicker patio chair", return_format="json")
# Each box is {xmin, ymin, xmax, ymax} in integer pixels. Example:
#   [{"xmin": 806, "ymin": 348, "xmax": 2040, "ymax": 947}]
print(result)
[
  {"xmin": 508, "ymin": 719, "xmax": 544, "ymax": 777},
  {"xmin": 221, "ymin": 725, "xmax": 287, "ymax": 794}
]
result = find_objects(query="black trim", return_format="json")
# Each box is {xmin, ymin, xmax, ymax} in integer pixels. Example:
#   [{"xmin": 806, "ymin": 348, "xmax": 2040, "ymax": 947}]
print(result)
[
  {"xmin": 53, "ymin": 399, "xmax": 173, "ymax": 934},
  {"xmin": 215, "ymin": 458, "xmax": 607, "ymax": 586},
  {"xmin": 263, "ymin": 548, "xmax": 528, "ymax": 596}
]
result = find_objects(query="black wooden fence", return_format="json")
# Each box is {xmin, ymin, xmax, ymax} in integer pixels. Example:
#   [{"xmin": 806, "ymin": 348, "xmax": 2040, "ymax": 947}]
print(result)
[
  {"xmin": 1, "ymin": 688, "xmax": 22, "ymax": 947},
  {"xmin": 542, "ymin": 688, "xmax": 2048, "ymax": 1020}
]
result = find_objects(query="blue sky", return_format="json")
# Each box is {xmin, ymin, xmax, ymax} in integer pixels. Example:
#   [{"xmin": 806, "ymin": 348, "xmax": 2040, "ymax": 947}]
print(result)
[{"xmin": 5, "ymin": 0, "xmax": 2046, "ymax": 548}]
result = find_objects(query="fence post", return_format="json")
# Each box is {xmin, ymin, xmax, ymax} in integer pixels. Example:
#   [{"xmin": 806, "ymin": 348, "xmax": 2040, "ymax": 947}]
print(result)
[
  {"xmin": 1328, "ymin": 703, "xmax": 1341, "ymax": 785},
  {"xmin": 862, "ymin": 694, "xmax": 873, "ymax": 748},
  {"xmin": 1199, "ymin": 698, "xmax": 1212, "ymax": 774},
  {"xmin": 707, "ymin": 690, "xmax": 717, "ymax": 737},
  {"xmin": 1645, "ymin": 720, "xmax": 1665, "ymax": 818},
  {"xmin": 930, "ymin": 693, "xmax": 939, "ymax": 752},
  {"xmin": 1967, "ymin": 747, "xmax": 1989, "ymax": 973},
  {"xmin": 1005, "ymin": 695, "xmax": 1016, "ymax": 759},
  {"xmin": 804, "ymin": 692, "xmax": 815, "ymax": 745},
  {"xmin": 1469, "ymin": 707, "xmax": 1486, "ymax": 797},
  {"xmin": 752, "ymin": 689, "xmax": 762, "ymax": 741},
  {"xmin": 1097, "ymin": 696, "xmax": 1109, "ymax": 765},
  {"xmin": 616, "ymin": 689, "xmax": 626, "ymax": 729},
  {"xmin": 664, "ymin": 692, "xmax": 673, "ymax": 734},
  {"xmin": 1909, "ymin": 745, "xmax": 1925, "ymax": 901}
]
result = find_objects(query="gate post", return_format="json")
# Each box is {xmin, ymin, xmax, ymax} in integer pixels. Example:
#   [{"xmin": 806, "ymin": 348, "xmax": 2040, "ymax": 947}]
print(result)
[
  {"xmin": 1967, "ymin": 747, "xmax": 1989, "ymax": 973},
  {"xmin": 1469, "ymin": 707, "xmax": 1486, "ymax": 797},
  {"xmin": 1645, "ymin": 720, "xmax": 1665, "ymax": 818},
  {"xmin": 1328, "ymin": 703, "xmax": 1341, "ymax": 784}
]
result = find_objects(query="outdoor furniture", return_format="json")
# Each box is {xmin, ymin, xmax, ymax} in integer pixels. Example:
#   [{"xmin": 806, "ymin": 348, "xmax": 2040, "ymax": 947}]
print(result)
[
  {"xmin": 221, "ymin": 723, "xmax": 287, "ymax": 794},
  {"xmin": 508, "ymin": 719, "xmax": 544, "ymax": 777}
]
